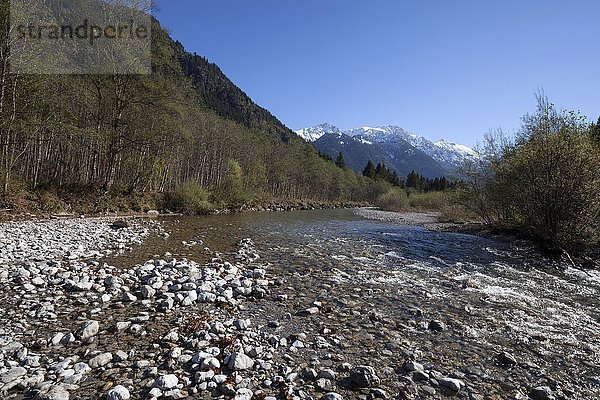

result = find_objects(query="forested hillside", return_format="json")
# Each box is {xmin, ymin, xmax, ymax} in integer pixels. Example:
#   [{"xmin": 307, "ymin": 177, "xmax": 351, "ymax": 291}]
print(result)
[{"xmin": 0, "ymin": 12, "xmax": 387, "ymax": 213}]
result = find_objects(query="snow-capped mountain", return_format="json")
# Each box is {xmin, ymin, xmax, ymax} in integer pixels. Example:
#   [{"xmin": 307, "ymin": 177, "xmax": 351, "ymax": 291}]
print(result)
[
  {"xmin": 295, "ymin": 123, "xmax": 342, "ymax": 142},
  {"xmin": 295, "ymin": 124, "xmax": 478, "ymax": 173}
]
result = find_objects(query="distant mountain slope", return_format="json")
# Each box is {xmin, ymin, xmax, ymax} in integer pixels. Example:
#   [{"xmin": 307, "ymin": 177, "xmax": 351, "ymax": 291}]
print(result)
[
  {"xmin": 296, "ymin": 124, "xmax": 478, "ymax": 175},
  {"xmin": 168, "ymin": 32, "xmax": 293, "ymax": 141},
  {"xmin": 304, "ymin": 124, "xmax": 447, "ymax": 178}
]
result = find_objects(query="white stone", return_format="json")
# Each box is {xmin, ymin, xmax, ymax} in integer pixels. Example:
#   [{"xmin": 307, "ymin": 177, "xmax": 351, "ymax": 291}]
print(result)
[
  {"xmin": 107, "ymin": 385, "xmax": 131, "ymax": 400},
  {"xmin": 154, "ymin": 374, "xmax": 179, "ymax": 390}
]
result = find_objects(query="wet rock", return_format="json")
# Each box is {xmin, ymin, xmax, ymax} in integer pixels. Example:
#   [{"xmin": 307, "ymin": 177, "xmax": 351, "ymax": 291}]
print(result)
[
  {"xmin": 350, "ymin": 365, "xmax": 381, "ymax": 387},
  {"xmin": 111, "ymin": 220, "xmax": 129, "ymax": 229}
]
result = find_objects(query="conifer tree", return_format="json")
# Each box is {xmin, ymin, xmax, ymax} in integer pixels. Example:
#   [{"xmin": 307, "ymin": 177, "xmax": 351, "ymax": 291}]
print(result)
[
  {"xmin": 363, "ymin": 160, "xmax": 376, "ymax": 179},
  {"xmin": 335, "ymin": 152, "xmax": 346, "ymax": 168}
]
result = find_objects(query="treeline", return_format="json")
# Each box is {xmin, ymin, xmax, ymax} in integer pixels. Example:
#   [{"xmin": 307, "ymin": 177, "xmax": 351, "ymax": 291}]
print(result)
[
  {"xmin": 0, "ymin": 11, "xmax": 389, "ymax": 213},
  {"xmin": 461, "ymin": 95, "xmax": 600, "ymax": 256},
  {"xmin": 361, "ymin": 160, "xmax": 453, "ymax": 192}
]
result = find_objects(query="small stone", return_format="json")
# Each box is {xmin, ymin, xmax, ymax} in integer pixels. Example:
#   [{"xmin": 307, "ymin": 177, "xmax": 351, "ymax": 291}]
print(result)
[
  {"xmin": 89, "ymin": 353, "xmax": 113, "ymax": 368},
  {"xmin": 297, "ymin": 307, "xmax": 319, "ymax": 316},
  {"xmin": 350, "ymin": 365, "xmax": 380, "ymax": 387},
  {"xmin": 316, "ymin": 378, "xmax": 332, "ymax": 391},
  {"xmin": 155, "ymin": 374, "xmax": 179, "ymax": 390},
  {"xmin": 36, "ymin": 384, "xmax": 70, "ymax": 400},
  {"xmin": 439, "ymin": 378, "xmax": 464, "ymax": 392},
  {"xmin": 1, "ymin": 366, "xmax": 27, "ymax": 383},
  {"xmin": 404, "ymin": 361, "xmax": 423, "ymax": 372},
  {"xmin": 497, "ymin": 351, "xmax": 517, "ymax": 367},
  {"xmin": 122, "ymin": 292, "xmax": 137, "ymax": 302},
  {"xmin": 428, "ymin": 320, "xmax": 445, "ymax": 332},
  {"xmin": 201, "ymin": 357, "xmax": 220, "ymax": 370},
  {"xmin": 78, "ymin": 320, "xmax": 99, "ymax": 341},
  {"xmin": 323, "ymin": 393, "xmax": 344, "ymax": 400},
  {"xmin": 141, "ymin": 285, "xmax": 156, "ymax": 299},
  {"xmin": 413, "ymin": 370, "xmax": 429, "ymax": 382},
  {"xmin": 303, "ymin": 368, "xmax": 318, "ymax": 380},
  {"xmin": 371, "ymin": 388, "xmax": 387, "ymax": 399},
  {"xmin": 114, "ymin": 350, "xmax": 129, "ymax": 362},
  {"xmin": 107, "ymin": 385, "xmax": 131, "ymax": 400},
  {"xmin": 529, "ymin": 386, "xmax": 555, "ymax": 400},
  {"xmin": 51, "ymin": 333, "xmax": 65, "ymax": 346},
  {"xmin": 318, "ymin": 369, "xmax": 336, "ymax": 380},
  {"xmin": 227, "ymin": 352, "xmax": 254, "ymax": 371},
  {"xmin": 235, "ymin": 388, "xmax": 253, "ymax": 400}
]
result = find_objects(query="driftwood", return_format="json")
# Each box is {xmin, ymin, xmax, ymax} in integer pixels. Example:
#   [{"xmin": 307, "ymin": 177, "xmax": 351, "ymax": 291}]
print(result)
[{"xmin": 561, "ymin": 248, "xmax": 592, "ymax": 277}]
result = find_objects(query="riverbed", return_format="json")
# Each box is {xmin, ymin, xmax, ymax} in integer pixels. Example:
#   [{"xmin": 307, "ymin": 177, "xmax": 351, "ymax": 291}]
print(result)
[{"xmin": 0, "ymin": 209, "xmax": 598, "ymax": 400}]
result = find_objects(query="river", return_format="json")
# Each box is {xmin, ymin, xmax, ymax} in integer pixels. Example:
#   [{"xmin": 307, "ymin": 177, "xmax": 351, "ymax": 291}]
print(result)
[
  {"xmin": 1, "ymin": 208, "xmax": 598, "ymax": 399},
  {"xmin": 116, "ymin": 208, "xmax": 600, "ymax": 399}
]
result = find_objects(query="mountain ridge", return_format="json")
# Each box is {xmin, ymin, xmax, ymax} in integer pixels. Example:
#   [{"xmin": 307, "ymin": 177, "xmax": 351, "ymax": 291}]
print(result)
[{"xmin": 295, "ymin": 123, "xmax": 478, "ymax": 176}]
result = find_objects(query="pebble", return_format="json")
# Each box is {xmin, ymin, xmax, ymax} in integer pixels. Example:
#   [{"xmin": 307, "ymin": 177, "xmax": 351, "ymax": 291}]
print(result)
[{"xmin": 1, "ymin": 367, "xmax": 27, "ymax": 384}]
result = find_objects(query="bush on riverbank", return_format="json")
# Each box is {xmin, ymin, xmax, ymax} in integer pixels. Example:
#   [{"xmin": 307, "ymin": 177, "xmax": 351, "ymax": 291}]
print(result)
[
  {"xmin": 462, "ymin": 95, "xmax": 600, "ymax": 256},
  {"xmin": 376, "ymin": 188, "xmax": 476, "ymax": 223},
  {"xmin": 375, "ymin": 188, "xmax": 409, "ymax": 211},
  {"xmin": 164, "ymin": 181, "xmax": 215, "ymax": 214}
]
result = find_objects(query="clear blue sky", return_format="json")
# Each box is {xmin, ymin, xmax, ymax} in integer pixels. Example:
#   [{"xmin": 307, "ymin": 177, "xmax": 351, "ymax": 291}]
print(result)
[{"xmin": 154, "ymin": 0, "xmax": 599, "ymax": 147}]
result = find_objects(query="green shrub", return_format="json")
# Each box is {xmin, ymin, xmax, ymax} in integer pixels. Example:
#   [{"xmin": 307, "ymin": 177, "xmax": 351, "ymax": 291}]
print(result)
[
  {"xmin": 376, "ymin": 188, "xmax": 409, "ymax": 211},
  {"xmin": 462, "ymin": 95, "xmax": 600, "ymax": 254},
  {"xmin": 220, "ymin": 159, "xmax": 251, "ymax": 207},
  {"xmin": 167, "ymin": 181, "xmax": 214, "ymax": 214},
  {"xmin": 407, "ymin": 191, "xmax": 450, "ymax": 211}
]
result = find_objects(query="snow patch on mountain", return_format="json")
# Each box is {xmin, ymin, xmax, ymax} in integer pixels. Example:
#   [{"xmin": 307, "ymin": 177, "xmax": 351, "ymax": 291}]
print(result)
[
  {"xmin": 295, "ymin": 123, "xmax": 340, "ymax": 142},
  {"xmin": 296, "ymin": 123, "xmax": 479, "ymax": 171}
]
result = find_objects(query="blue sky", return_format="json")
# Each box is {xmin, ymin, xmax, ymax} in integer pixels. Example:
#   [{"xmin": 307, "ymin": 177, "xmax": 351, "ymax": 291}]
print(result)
[{"xmin": 154, "ymin": 0, "xmax": 599, "ymax": 147}]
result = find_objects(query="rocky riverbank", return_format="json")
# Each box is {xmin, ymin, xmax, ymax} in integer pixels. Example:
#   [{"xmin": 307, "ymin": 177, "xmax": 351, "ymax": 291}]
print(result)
[
  {"xmin": 0, "ymin": 216, "xmax": 399, "ymax": 400},
  {"xmin": 1, "ymin": 213, "xmax": 598, "ymax": 400}
]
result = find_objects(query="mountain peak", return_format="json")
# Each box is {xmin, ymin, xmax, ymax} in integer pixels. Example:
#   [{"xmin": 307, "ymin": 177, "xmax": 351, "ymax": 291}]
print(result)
[
  {"xmin": 297, "ymin": 123, "xmax": 478, "ymax": 173},
  {"xmin": 295, "ymin": 123, "xmax": 341, "ymax": 142}
]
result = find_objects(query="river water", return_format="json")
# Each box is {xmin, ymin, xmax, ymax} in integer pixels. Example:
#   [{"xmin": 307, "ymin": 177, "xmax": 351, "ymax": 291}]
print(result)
[{"xmin": 115, "ymin": 208, "xmax": 599, "ymax": 399}]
